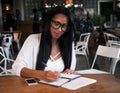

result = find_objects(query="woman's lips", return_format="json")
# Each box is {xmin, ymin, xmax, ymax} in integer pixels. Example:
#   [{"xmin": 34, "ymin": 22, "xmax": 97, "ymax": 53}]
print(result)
[{"xmin": 54, "ymin": 32, "xmax": 60, "ymax": 38}]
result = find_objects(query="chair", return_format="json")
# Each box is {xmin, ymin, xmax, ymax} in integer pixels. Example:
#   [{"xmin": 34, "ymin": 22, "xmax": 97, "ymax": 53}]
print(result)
[
  {"xmin": 103, "ymin": 32, "xmax": 120, "ymax": 46},
  {"xmin": 0, "ymin": 47, "xmax": 14, "ymax": 76},
  {"xmin": 108, "ymin": 41, "xmax": 120, "ymax": 48},
  {"xmin": 75, "ymin": 33, "xmax": 91, "ymax": 67},
  {"xmin": 76, "ymin": 45, "xmax": 120, "ymax": 74},
  {"xmin": 1, "ymin": 34, "xmax": 14, "ymax": 59}
]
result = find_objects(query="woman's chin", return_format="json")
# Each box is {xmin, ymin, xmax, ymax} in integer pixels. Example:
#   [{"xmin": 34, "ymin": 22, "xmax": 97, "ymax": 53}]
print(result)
[{"xmin": 53, "ymin": 34, "xmax": 60, "ymax": 39}]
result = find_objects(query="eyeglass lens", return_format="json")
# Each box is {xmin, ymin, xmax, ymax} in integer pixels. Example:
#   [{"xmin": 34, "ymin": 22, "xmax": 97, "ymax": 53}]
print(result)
[{"xmin": 51, "ymin": 20, "xmax": 67, "ymax": 32}]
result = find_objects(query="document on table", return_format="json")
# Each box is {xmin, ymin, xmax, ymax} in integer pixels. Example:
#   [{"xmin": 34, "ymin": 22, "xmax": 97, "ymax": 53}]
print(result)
[
  {"xmin": 39, "ymin": 74, "xmax": 80, "ymax": 87},
  {"xmin": 39, "ymin": 78, "xmax": 69, "ymax": 87},
  {"xmin": 39, "ymin": 73, "xmax": 96, "ymax": 90},
  {"xmin": 61, "ymin": 77, "xmax": 97, "ymax": 90}
]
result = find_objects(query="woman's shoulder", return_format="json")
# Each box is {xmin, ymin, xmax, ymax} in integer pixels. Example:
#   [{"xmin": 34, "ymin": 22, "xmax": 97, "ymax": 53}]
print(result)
[
  {"xmin": 27, "ymin": 33, "xmax": 42, "ymax": 40},
  {"xmin": 25, "ymin": 33, "xmax": 42, "ymax": 44}
]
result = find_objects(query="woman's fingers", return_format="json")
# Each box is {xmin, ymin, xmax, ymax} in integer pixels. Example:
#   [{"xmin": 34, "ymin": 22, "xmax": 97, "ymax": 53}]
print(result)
[
  {"xmin": 44, "ymin": 71, "xmax": 60, "ymax": 82},
  {"xmin": 63, "ymin": 69, "xmax": 75, "ymax": 74}
]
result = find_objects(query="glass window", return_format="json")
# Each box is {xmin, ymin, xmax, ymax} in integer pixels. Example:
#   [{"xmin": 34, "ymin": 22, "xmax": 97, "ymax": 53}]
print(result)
[{"xmin": 24, "ymin": 0, "xmax": 42, "ymax": 20}]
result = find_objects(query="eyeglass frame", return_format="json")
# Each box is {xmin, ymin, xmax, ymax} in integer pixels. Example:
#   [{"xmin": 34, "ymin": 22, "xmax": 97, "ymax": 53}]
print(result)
[{"xmin": 51, "ymin": 20, "xmax": 68, "ymax": 32}]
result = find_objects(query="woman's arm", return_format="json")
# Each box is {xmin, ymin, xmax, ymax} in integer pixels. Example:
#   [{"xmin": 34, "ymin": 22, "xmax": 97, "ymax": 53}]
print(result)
[
  {"xmin": 12, "ymin": 34, "xmax": 38, "ymax": 76},
  {"xmin": 21, "ymin": 67, "xmax": 60, "ymax": 82},
  {"xmin": 12, "ymin": 34, "xmax": 60, "ymax": 82}
]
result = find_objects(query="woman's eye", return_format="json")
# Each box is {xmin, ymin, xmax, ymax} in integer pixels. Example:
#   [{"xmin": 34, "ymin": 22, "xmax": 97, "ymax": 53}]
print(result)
[
  {"xmin": 62, "ymin": 24, "xmax": 67, "ymax": 29},
  {"xmin": 54, "ymin": 22, "xmax": 60, "ymax": 26}
]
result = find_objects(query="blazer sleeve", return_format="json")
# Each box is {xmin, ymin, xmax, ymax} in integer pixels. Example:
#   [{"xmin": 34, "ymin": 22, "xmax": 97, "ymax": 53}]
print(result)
[
  {"xmin": 70, "ymin": 42, "xmax": 76, "ymax": 70},
  {"xmin": 12, "ymin": 34, "xmax": 41, "ymax": 76}
]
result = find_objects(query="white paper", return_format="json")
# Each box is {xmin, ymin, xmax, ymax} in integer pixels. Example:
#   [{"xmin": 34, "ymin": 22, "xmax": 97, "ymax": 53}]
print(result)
[
  {"xmin": 39, "ymin": 78, "xmax": 69, "ymax": 87},
  {"xmin": 60, "ymin": 73, "xmax": 81, "ymax": 79},
  {"xmin": 39, "ymin": 74, "xmax": 81, "ymax": 87},
  {"xmin": 61, "ymin": 77, "xmax": 97, "ymax": 90}
]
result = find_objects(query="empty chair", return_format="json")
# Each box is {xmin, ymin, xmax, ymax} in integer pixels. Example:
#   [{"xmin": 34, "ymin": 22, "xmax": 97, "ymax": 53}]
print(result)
[
  {"xmin": 75, "ymin": 33, "xmax": 91, "ymax": 67},
  {"xmin": 0, "ymin": 47, "xmax": 14, "ymax": 76},
  {"xmin": 79, "ymin": 33, "xmax": 91, "ymax": 55},
  {"xmin": 76, "ymin": 45, "xmax": 120, "ymax": 74},
  {"xmin": 1, "ymin": 34, "xmax": 14, "ymax": 59},
  {"xmin": 109, "ymin": 41, "xmax": 120, "ymax": 48},
  {"xmin": 103, "ymin": 32, "xmax": 120, "ymax": 46}
]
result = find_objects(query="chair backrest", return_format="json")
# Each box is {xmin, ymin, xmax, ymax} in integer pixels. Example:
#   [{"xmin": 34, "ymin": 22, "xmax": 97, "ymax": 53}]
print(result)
[
  {"xmin": 91, "ymin": 45, "xmax": 120, "ymax": 69},
  {"xmin": 79, "ymin": 33, "xmax": 91, "ymax": 43},
  {"xmin": 96, "ymin": 45, "xmax": 120, "ymax": 58},
  {"xmin": 75, "ymin": 33, "xmax": 91, "ymax": 52},
  {"xmin": 104, "ymin": 32, "xmax": 119, "ymax": 43},
  {"xmin": 108, "ymin": 41, "xmax": 120, "ymax": 48},
  {"xmin": 75, "ymin": 42, "xmax": 86, "ymax": 53},
  {"xmin": 1, "ymin": 34, "xmax": 13, "ymax": 47}
]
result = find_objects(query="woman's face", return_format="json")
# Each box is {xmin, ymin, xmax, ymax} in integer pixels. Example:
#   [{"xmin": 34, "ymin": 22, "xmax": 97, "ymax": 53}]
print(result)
[{"xmin": 50, "ymin": 14, "xmax": 68, "ymax": 39}]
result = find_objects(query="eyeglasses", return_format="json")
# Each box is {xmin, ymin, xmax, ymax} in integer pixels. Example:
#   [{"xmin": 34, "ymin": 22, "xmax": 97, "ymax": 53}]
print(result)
[{"xmin": 51, "ymin": 20, "xmax": 68, "ymax": 32}]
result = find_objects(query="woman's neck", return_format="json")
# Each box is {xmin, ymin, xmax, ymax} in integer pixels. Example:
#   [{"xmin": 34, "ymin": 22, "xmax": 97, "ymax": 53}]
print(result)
[
  {"xmin": 50, "ymin": 39, "xmax": 61, "ymax": 61},
  {"xmin": 52, "ymin": 39, "xmax": 58, "ymax": 45}
]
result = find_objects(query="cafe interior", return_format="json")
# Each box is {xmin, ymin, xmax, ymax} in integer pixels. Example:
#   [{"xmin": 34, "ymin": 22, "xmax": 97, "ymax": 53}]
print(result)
[{"xmin": 0, "ymin": 0, "xmax": 120, "ymax": 92}]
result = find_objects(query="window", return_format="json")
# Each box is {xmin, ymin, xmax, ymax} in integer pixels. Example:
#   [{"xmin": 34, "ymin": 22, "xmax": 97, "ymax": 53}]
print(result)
[{"xmin": 24, "ymin": 0, "xmax": 42, "ymax": 20}]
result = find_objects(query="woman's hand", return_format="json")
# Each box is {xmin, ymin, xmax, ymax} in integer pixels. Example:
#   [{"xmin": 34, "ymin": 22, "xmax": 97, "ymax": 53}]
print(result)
[
  {"xmin": 62, "ymin": 69, "xmax": 75, "ymax": 74},
  {"xmin": 21, "ymin": 68, "xmax": 60, "ymax": 82},
  {"xmin": 40, "ymin": 70, "xmax": 60, "ymax": 82}
]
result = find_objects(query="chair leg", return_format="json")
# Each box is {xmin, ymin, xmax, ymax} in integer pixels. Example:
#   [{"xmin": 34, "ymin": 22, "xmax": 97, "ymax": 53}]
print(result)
[
  {"xmin": 110, "ymin": 59, "xmax": 118, "ymax": 74},
  {"xmin": 91, "ymin": 55, "xmax": 97, "ymax": 69},
  {"xmin": 85, "ymin": 51, "xmax": 90, "ymax": 68},
  {"xmin": 86, "ymin": 47, "xmax": 89, "ymax": 55}
]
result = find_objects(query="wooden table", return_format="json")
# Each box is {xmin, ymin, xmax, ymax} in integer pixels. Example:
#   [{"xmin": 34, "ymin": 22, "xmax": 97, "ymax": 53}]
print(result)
[
  {"xmin": 0, "ymin": 31, "xmax": 21, "ymax": 34},
  {"xmin": 0, "ymin": 74, "xmax": 120, "ymax": 93}
]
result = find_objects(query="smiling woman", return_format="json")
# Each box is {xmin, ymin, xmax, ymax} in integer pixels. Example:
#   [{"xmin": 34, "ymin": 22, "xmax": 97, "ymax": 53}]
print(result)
[
  {"xmin": 50, "ymin": 14, "xmax": 68, "ymax": 39},
  {"xmin": 12, "ymin": 6, "xmax": 77, "ymax": 82}
]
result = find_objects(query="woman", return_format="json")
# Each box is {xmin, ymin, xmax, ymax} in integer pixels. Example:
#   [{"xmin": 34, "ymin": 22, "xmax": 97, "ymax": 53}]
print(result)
[{"xmin": 12, "ymin": 6, "xmax": 76, "ymax": 82}]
